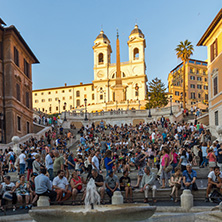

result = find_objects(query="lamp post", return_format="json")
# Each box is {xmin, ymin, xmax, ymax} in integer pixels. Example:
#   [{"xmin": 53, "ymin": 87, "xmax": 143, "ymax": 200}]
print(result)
[
  {"xmin": 64, "ymin": 102, "xmax": 67, "ymax": 121},
  {"xmin": 170, "ymin": 96, "xmax": 173, "ymax": 115},
  {"xmin": 135, "ymin": 84, "xmax": 139, "ymax": 101},
  {"xmin": 84, "ymin": 98, "xmax": 88, "ymax": 121},
  {"xmin": 180, "ymin": 92, "xmax": 183, "ymax": 108},
  {"xmin": 148, "ymin": 94, "xmax": 152, "ymax": 117},
  {"xmin": 58, "ymin": 99, "xmax": 61, "ymax": 114},
  {"xmin": 0, "ymin": 113, "xmax": 4, "ymax": 143}
]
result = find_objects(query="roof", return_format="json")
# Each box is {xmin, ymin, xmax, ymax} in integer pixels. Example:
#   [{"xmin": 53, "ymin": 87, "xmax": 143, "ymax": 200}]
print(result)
[
  {"xmin": 0, "ymin": 18, "xmax": 6, "ymax": 26},
  {"xmin": 33, "ymin": 83, "xmax": 93, "ymax": 92},
  {"xmin": 96, "ymin": 30, "xmax": 110, "ymax": 42},
  {"xmin": 170, "ymin": 59, "xmax": 208, "ymax": 73},
  {"xmin": 130, "ymin": 24, "xmax": 144, "ymax": 38},
  {"xmin": 5, "ymin": 25, "xmax": 39, "ymax": 63},
  {"xmin": 197, "ymin": 8, "xmax": 222, "ymax": 46}
]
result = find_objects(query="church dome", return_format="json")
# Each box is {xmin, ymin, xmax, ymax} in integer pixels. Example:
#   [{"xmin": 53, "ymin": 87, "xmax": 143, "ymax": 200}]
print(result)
[
  {"xmin": 130, "ymin": 24, "xmax": 144, "ymax": 38},
  {"xmin": 95, "ymin": 30, "xmax": 110, "ymax": 42}
]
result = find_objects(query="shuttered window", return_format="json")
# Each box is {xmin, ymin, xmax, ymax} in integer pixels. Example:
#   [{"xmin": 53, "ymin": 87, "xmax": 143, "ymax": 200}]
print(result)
[
  {"xmin": 213, "ymin": 76, "xmax": 218, "ymax": 96},
  {"xmin": 24, "ymin": 59, "xmax": 30, "ymax": 78},
  {"xmin": 16, "ymin": 84, "xmax": 21, "ymax": 101},
  {"xmin": 26, "ymin": 92, "xmax": 29, "ymax": 108},
  {"xmin": 210, "ymin": 39, "xmax": 218, "ymax": 62},
  {"xmin": 14, "ymin": 47, "xmax": 19, "ymax": 67}
]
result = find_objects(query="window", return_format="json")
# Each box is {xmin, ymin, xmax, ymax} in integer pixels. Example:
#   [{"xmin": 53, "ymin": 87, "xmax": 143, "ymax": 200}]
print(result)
[
  {"xmin": 213, "ymin": 76, "xmax": 218, "ymax": 96},
  {"xmin": 92, "ymin": 94, "xmax": 94, "ymax": 100},
  {"xmin": 76, "ymin": 99, "xmax": 80, "ymax": 106},
  {"xmin": 198, "ymin": 93, "xmax": 201, "ymax": 99},
  {"xmin": 190, "ymin": 68, "xmax": 194, "ymax": 73},
  {"xmin": 27, "ymin": 122, "xmax": 30, "ymax": 134},
  {"xmin": 190, "ymin": 84, "xmax": 195, "ymax": 89},
  {"xmin": 205, "ymin": 94, "xmax": 208, "ymax": 100},
  {"xmin": 204, "ymin": 85, "xmax": 208, "ymax": 90},
  {"xmin": 62, "ymin": 90, "xmax": 65, "ymax": 93},
  {"xmin": 92, "ymin": 85, "xmax": 94, "ymax": 91},
  {"xmin": 16, "ymin": 84, "xmax": 21, "ymax": 101},
  {"xmin": 48, "ymin": 92, "xmax": 51, "ymax": 94},
  {"xmin": 56, "ymin": 91, "xmax": 58, "ymax": 94},
  {"xmin": 196, "ymin": 69, "xmax": 199, "ymax": 74},
  {"xmin": 26, "ymin": 92, "xmax": 29, "ymax": 108},
  {"xmin": 34, "ymin": 93, "xmax": 37, "ymax": 96},
  {"xmin": 56, "ymin": 106, "xmax": 58, "ymax": 111},
  {"xmin": 203, "ymin": 70, "xmax": 206, "ymax": 75},
  {"xmin": 100, "ymin": 94, "xmax": 103, "ymax": 100},
  {"xmin": 113, "ymin": 92, "xmax": 115, "ymax": 101},
  {"xmin": 211, "ymin": 39, "xmax": 218, "ymax": 62},
  {"xmin": 14, "ymin": 47, "xmax": 19, "ymax": 67},
  {"xmin": 215, "ymin": 111, "xmax": 218, "ymax": 126},
  {"xmin": 42, "ymin": 108, "xmax": 44, "ymax": 112},
  {"xmin": 76, "ymin": 91, "xmax": 80, "ymax": 97},
  {"xmin": 190, "ymin": 76, "xmax": 195, "ymax": 80},
  {"xmin": 55, "ymin": 98, "xmax": 58, "ymax": 101},
  {"xmin": 205, "ymin": 78, "xmax": 207, "ymax": 82},
  {"xmin": 69, "ymin": 96, "xmax": 72, "ymax": 99},
  {"xmin": 17, "ymin": 116, "xmax": 21, "ymax": 131},
  {"xmin": 84, "ymin": 87, "xmax": 86, "ymax": 91},
  {"xmin": 69, "ymin": 89, "xmax": 71, "ymax": 92},
  {"xmin": 197, "ymin": 85, "xmax": 202, "ymax": 89},
  {"xmin": 175, "ymin": 91, "xmax": 179, "ymax": 96},
  {"xmin": 24, "ymin": 59, "xmax": 30, "ymax": 78},
  {"xmin": 62, "ymin": 97, "xmax": 65, "ymax": 100},
  {"xmin": 98, "ymin": 53, "xmax": 104, "ymax": 64},
  {"xmin": 41, "ymin": 92, "xmax": 44, "ymax": 95},
  {"xmin": 35, "ymin": 100, "xmax": 38, "ymax": 103},
  {"xmin": 197, "ymin": 77, "xmax": 202, "ymax": 81},
  {"xmin": 191, "ymin": 92, "xmax": 195, "ymax": 99},
  {"xmin": 133, "ymin": 48, "xmax": 139, "ymax": 60},
  {"xmin": 49, "ymin": 106, "xmax": 52, "ymax": 113},
  {"xmin": 48, "ymin": 98, "xmax": 52, "ymax": 102},
  {"xmin": 70, "ymin": 105, "xmax": 72, "ymax": 109},
  {"xmin": 41, "ymin": 99, "xmax": 45, "ymax": 102}
]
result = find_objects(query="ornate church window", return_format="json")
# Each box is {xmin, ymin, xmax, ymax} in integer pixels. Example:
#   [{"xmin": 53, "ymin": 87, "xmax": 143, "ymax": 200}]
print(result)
[{"xmin": 98, "ymin": 53, "xmax": 104, "ymax": 64}]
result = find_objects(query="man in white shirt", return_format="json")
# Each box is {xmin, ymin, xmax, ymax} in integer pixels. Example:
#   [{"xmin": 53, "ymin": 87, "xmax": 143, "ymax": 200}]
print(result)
[
  {"xmin": 45, "ymin": 151, "xmax": 54, "ymax": 181},
  {"xmin": 18, "ymin": 150, "xmax": 26, "ymax": 175},
  {"xmin": 205, "ymin": 166, "xmax": 222, "ymax": 202},
  {"xmin": 52, "ymin": 170, "xmax": 71, "ymax": 203},
  {"xmin": 92, "ymin": 151, "xmax": 100, "ymax": 172}
]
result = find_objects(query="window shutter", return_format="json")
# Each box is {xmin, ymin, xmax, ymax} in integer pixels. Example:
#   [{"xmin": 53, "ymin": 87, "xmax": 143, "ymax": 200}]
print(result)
[
  {"xmin": 215, "ymin": 39, "xmax": 218, "ymax": 57},
  {"xmin": 210, "ymin": 43, "xmax": 214, "ymax": 62}
]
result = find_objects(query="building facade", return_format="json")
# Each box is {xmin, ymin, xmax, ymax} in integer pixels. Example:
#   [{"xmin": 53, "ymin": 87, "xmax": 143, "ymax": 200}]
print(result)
[
  {"xmin": 168, "ymin": 59, "xmax": 208, "ymax": 109},
  {"xmin": 33, "ymin": 25, "xmax": 148, "ymax": 113},
  {"xmin": 197, "ymin": 9, "xmax": 222, "ymax": 136},
  {"xmin": 0, "ymin": 19, "xmax": 39, "ymax": 143}
]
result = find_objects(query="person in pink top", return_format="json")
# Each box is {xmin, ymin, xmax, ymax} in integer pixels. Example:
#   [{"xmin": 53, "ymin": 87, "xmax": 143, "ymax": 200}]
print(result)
[
  {"xmin": 161, "ymin": 147, "xmax": 170, "ymax": 188},
  {"xmin": 170, "ymin": 148, "xmax": 178, "ymax": 173},
  {"xmin": 207, "ymin": 148, "xmax": 217, "ymax": 171}
]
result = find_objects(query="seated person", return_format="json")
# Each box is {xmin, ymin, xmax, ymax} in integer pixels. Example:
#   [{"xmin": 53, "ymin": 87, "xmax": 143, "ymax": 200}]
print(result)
[
  {"xmin": 169, "ymin": 168, "xmax": 182, "ymax": 202},
  {"xmin": 140, "ymin": 166, "xmax": 157, "ymax": 203},
  {"xmin": 0, "ymin": 176, "xmax": 17, "ymax": 211},
  {"xmin": 15, "ymin": 174, "xmax": 31, "ymax": 209},
  {"xmin": 119, "ymin": 171, "xmax": 133, "ymax": 203},
  {"xmin": 35, "ymin": 168, "xmax": 57, "ymax": 203},
  {"xmin": 70, "ymin": 170, "xmax": 85, "ymax": 205},
  {"xmin": 90, "ymin": 169, "xmax": 105, "ymax": 204},
  {"xmin": 28, "ymin": 172, "xmax": 38, "ymax": 205},
  {"xmin": 52, "ymin": 170, "xmax": 71, "ymax": 203},
  {"xmin": 205, "ymin": 166, "xmax": 222, "ymax": 202},
  {"xmin": 182, "ymin": 164, "xmax": 197, "ymax": 191},
  {"xmin": 105, "ymin": 170, "xmax": 119, "ymax": 198}
]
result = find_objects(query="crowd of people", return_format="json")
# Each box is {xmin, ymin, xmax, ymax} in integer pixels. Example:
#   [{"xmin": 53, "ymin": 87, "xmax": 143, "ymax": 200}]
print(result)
[{"xmin": 0, "ymin": 116, "xmax": 222, "ymax": 212}]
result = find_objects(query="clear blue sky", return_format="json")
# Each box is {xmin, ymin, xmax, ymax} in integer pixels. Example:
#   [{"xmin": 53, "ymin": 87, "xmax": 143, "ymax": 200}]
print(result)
[{"xmin": 1, "ymin": 0, "xmax": 221, "ymax": 90}]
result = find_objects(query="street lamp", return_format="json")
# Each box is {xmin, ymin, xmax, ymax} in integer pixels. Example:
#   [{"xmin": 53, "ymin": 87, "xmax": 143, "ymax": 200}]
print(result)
[
  {"xmin": 180, "ymin": 92, "xmax": 183, "ymax": 108},
  {"xmin": 170, "ymin": 96, "xmax": 173, "ymax": 115},
  {"xmin": 135, "ymin": 84, "xmax": 139, "ymax": 101},
  {"xmin": 148, "ymin": 94, "xmax": 152, "ymax": 117},
  {"xmin": 0, "ymin": 113, "xmax": 4, "ymax": 143},
  {"xmin": 58, "ymin": 99, "xmax": 61, "ymax": 114},
  {"xmin": 84, "ymin": 98, "xmax": 88, "ymax": 121},
  {"xmin": 64, "ymin": 102, "xmax": 67, "ymax": 121}
]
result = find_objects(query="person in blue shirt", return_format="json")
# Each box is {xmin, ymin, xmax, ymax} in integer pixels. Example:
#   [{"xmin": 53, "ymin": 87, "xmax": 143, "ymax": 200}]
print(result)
[
  {"xmin": 104, "ymin": 150, "xmax": 115, "ymax": 176},
  {"xmin": 68, "ymin": 153, "xmax": 75, "ymax": 170},
  {"xmin": 200, "ymin": 142, "xmax": 208, "ymax": 168},
  {"xmin": 182, "ymin": 164, "xmax": 197, "ymax": 190}
]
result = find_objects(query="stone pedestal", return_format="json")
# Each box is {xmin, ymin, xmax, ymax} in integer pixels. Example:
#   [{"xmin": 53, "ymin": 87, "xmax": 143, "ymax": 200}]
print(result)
[
  {"xmin": 112, "ymin": 191, "xmax": 123, "ymax": 205},
  {"xmin": 37, "ymin": 196, "xmax": 50, "ymax": 207},
  {"xmin": 181, "ymin": 189, "xmax": 193, "ymax": 211},
  {"xmin": 216, "ymin": 126, "xmax": 222, "ymax": 143}
]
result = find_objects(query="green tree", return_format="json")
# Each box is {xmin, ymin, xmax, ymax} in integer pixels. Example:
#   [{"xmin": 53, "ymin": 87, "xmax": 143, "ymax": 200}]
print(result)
[
  {"xmin": 145, "ymin": 78, "xmax": 168, "ymax": 109},
  {"xmin": 175, "ymin": 40, "xmax": 194, "ymax": 109}
]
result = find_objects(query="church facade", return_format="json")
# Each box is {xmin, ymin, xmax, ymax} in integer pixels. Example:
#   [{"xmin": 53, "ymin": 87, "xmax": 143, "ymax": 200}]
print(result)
[{"xmin": 33, "ymin": 25, "xmax": 148, "ymax": 113}]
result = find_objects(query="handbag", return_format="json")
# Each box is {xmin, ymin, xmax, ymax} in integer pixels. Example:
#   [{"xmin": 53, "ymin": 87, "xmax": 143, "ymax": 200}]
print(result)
[
  {"xmin": 3, "ymin": 191, "xmax": 13, "ymax": 201},
  {"xmin": 165, "ymin": 164, "xmax": 173, "ymax": 173}
]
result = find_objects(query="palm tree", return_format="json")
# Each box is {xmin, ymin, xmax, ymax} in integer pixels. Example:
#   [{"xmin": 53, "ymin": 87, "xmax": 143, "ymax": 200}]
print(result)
[{"xmin": 175, "ymin": 40, "xmax": 194, "ymax": 109}]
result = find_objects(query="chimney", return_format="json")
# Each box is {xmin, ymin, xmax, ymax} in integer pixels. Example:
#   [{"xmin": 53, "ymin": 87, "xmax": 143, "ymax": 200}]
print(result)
[
  {"xmin": 65, "ymin": 83, "xmax": 67, "ymax": 87},
  {"xmin": 80, "ymin": 82, "xmax": 83, "ymax": 85}
]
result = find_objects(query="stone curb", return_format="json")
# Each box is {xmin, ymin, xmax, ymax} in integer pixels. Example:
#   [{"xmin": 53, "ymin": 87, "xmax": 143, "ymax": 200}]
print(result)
[{"xmin": 0, "ymin": 214, "xmax": 31, "ymax": 222}]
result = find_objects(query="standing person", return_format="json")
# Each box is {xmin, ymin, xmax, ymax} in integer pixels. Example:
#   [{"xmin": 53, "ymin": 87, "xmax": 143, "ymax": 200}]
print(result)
[
  {"xmin": 140, "ymin": 166, "xmax": 157, "ymax": 203},
  {"xmin": 32, "ymin": 155, "xmax": 42, "ymax": 175},
  {"xmin": 52, "ymin": 170, "xmax": 71, "ymax": 203},
  {"xmin": 120, "ymin": 171, "xmax": 133, "ymax": 203},
  {"xmin": 170, "ymin": 148, "xmax": 178, "ymax": 173},
  {"xmin": 207, "ymin": 148, "xmax": 217, "ymax": 171},
  {"xmin": 104, "ymin": 150, "xmax": 115, "ymax": 176},
  {"xmin": 161, "ymin": 147, "xmax": 170, "ymax": 188},
  {"xmin": 18, "ymin": 150, "xmax": 26, "ymax": 175},
  {"xmin": 178, "ymin": 150, "xmax": 188, "ymax": 172},
  {"xmin": 92, "ymin": 151, "xmax": 100, "ymax": 172},
  {"xmin": 160, "ymin": 116, "xmax": 165, "ymax": 128},
  {"xmin": 26, "ymin": 154, "xmax": 34, "ymax": 181},
  {"xmin": 217, "ymin": 144, "xmax": 222, "ymax": 171},
  {"xmin": 53, "ymin": 151, "xmax": 64, "ymax": 178},
  {"xmin": 45, "ymin": 151, "xmax": 54, "ymax": 181},
  {"xmin": 35, "ymin": 168, "xmax": 57, "ymax": 203},
  {"xmin": 200, "ymin": 142, "xmax": 208, "ymax": 168}
]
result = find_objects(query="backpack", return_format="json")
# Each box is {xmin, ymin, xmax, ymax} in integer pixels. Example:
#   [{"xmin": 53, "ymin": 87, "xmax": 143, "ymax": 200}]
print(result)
[{"xmin": 209, "ymin": 190, "xmax": 222, "ymax": 203}]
